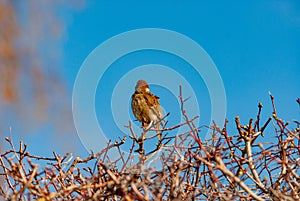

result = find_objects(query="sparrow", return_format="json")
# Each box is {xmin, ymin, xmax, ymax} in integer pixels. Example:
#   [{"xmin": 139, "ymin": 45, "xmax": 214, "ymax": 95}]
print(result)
[{"xmin": 131, "ymin": 80, "xmax": 163, "ymax": 139}]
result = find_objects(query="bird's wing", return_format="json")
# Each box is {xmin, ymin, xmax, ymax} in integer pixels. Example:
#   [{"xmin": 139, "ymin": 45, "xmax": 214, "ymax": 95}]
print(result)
[
  {"xmin": 143, "ymin": 92, "xmax": 159, "ymax": 107},
  {"xmin": 145, "ymin": 93, "xmax": 163, "ymax": 120},
  {"xmin": 131, "ymin": 93, "xmax": 151, "ymax": 124}
]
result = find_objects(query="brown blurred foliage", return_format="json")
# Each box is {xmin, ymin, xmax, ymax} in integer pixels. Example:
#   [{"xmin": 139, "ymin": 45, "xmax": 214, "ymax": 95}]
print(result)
[
  {"xmin": 0, "ymin": 1, "xmax": 84, "ymax": 138},
  {"xmin": 0, "ymin": 1, "xmax": 19, "ymax": 104}
]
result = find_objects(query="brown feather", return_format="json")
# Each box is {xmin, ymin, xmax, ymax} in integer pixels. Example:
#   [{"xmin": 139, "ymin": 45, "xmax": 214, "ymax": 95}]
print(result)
[{"xmin": 131, "ymin": 80, "xmax": 163, "ymax": 135}]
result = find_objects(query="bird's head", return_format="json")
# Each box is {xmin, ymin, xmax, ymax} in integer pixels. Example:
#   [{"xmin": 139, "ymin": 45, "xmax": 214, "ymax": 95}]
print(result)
[{"xmin": 135, "ymin": 80, "xmax": 150, "ymax": 93}]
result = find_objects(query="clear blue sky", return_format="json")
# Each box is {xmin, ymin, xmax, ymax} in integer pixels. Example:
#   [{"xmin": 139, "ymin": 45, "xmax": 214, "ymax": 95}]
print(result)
[{"xmin": 8, "ymin": 1, "xmax": 300, "ymax": 157}]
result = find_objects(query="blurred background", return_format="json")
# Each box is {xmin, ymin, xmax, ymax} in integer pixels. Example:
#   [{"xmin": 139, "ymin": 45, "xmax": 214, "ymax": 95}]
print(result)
[
  {"xmin": 0, "ymin": 1, "xmax": 85, "ymax": 155},
  {"xmin": 0, "ymin": 1, "xmax": 299, "ymax": 158}
]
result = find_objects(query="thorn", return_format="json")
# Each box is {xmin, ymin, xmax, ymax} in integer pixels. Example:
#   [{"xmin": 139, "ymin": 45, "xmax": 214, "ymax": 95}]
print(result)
[
  {"xmin": 268, "ymin": 91, "xmax": 274, "ymax": 99},
  {"xmin": 183, "ymin": 96, "xmax": 191, "ymax": 102}
]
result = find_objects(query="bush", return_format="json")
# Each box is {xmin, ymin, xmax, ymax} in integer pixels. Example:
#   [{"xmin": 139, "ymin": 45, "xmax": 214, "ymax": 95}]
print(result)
[{"xmin": 1, "ymin": 91, "xmax": 300, "ymax": 200}]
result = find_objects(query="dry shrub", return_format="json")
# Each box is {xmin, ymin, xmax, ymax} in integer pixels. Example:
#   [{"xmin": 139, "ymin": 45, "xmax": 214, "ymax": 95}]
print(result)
[{"xmin": 1, "ymin": 90, "xmax": 300, "ymax": 200}]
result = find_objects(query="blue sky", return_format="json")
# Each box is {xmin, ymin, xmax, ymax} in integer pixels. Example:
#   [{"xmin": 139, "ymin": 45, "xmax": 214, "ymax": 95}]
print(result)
[{"xmin": 6, "ymin": 1, "xmax": 300, "ymax": 157}]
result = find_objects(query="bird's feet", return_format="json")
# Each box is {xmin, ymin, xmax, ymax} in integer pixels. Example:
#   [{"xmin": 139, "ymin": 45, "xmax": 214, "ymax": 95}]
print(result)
[{"xmin": 142, "ymin": 121, "xmax": 153, "ymax": 131}]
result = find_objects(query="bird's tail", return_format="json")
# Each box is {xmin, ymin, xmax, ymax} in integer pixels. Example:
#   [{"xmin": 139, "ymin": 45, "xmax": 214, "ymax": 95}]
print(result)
[{"xmin": 155, "ymin": 122, "xmax": 162, "ymax": 141}]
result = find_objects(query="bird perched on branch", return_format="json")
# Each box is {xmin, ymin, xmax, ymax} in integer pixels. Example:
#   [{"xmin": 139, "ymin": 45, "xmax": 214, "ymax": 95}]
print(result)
[{"xmin": 131, "ymin": 80, "xmax": 163, "ymax": 140}]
